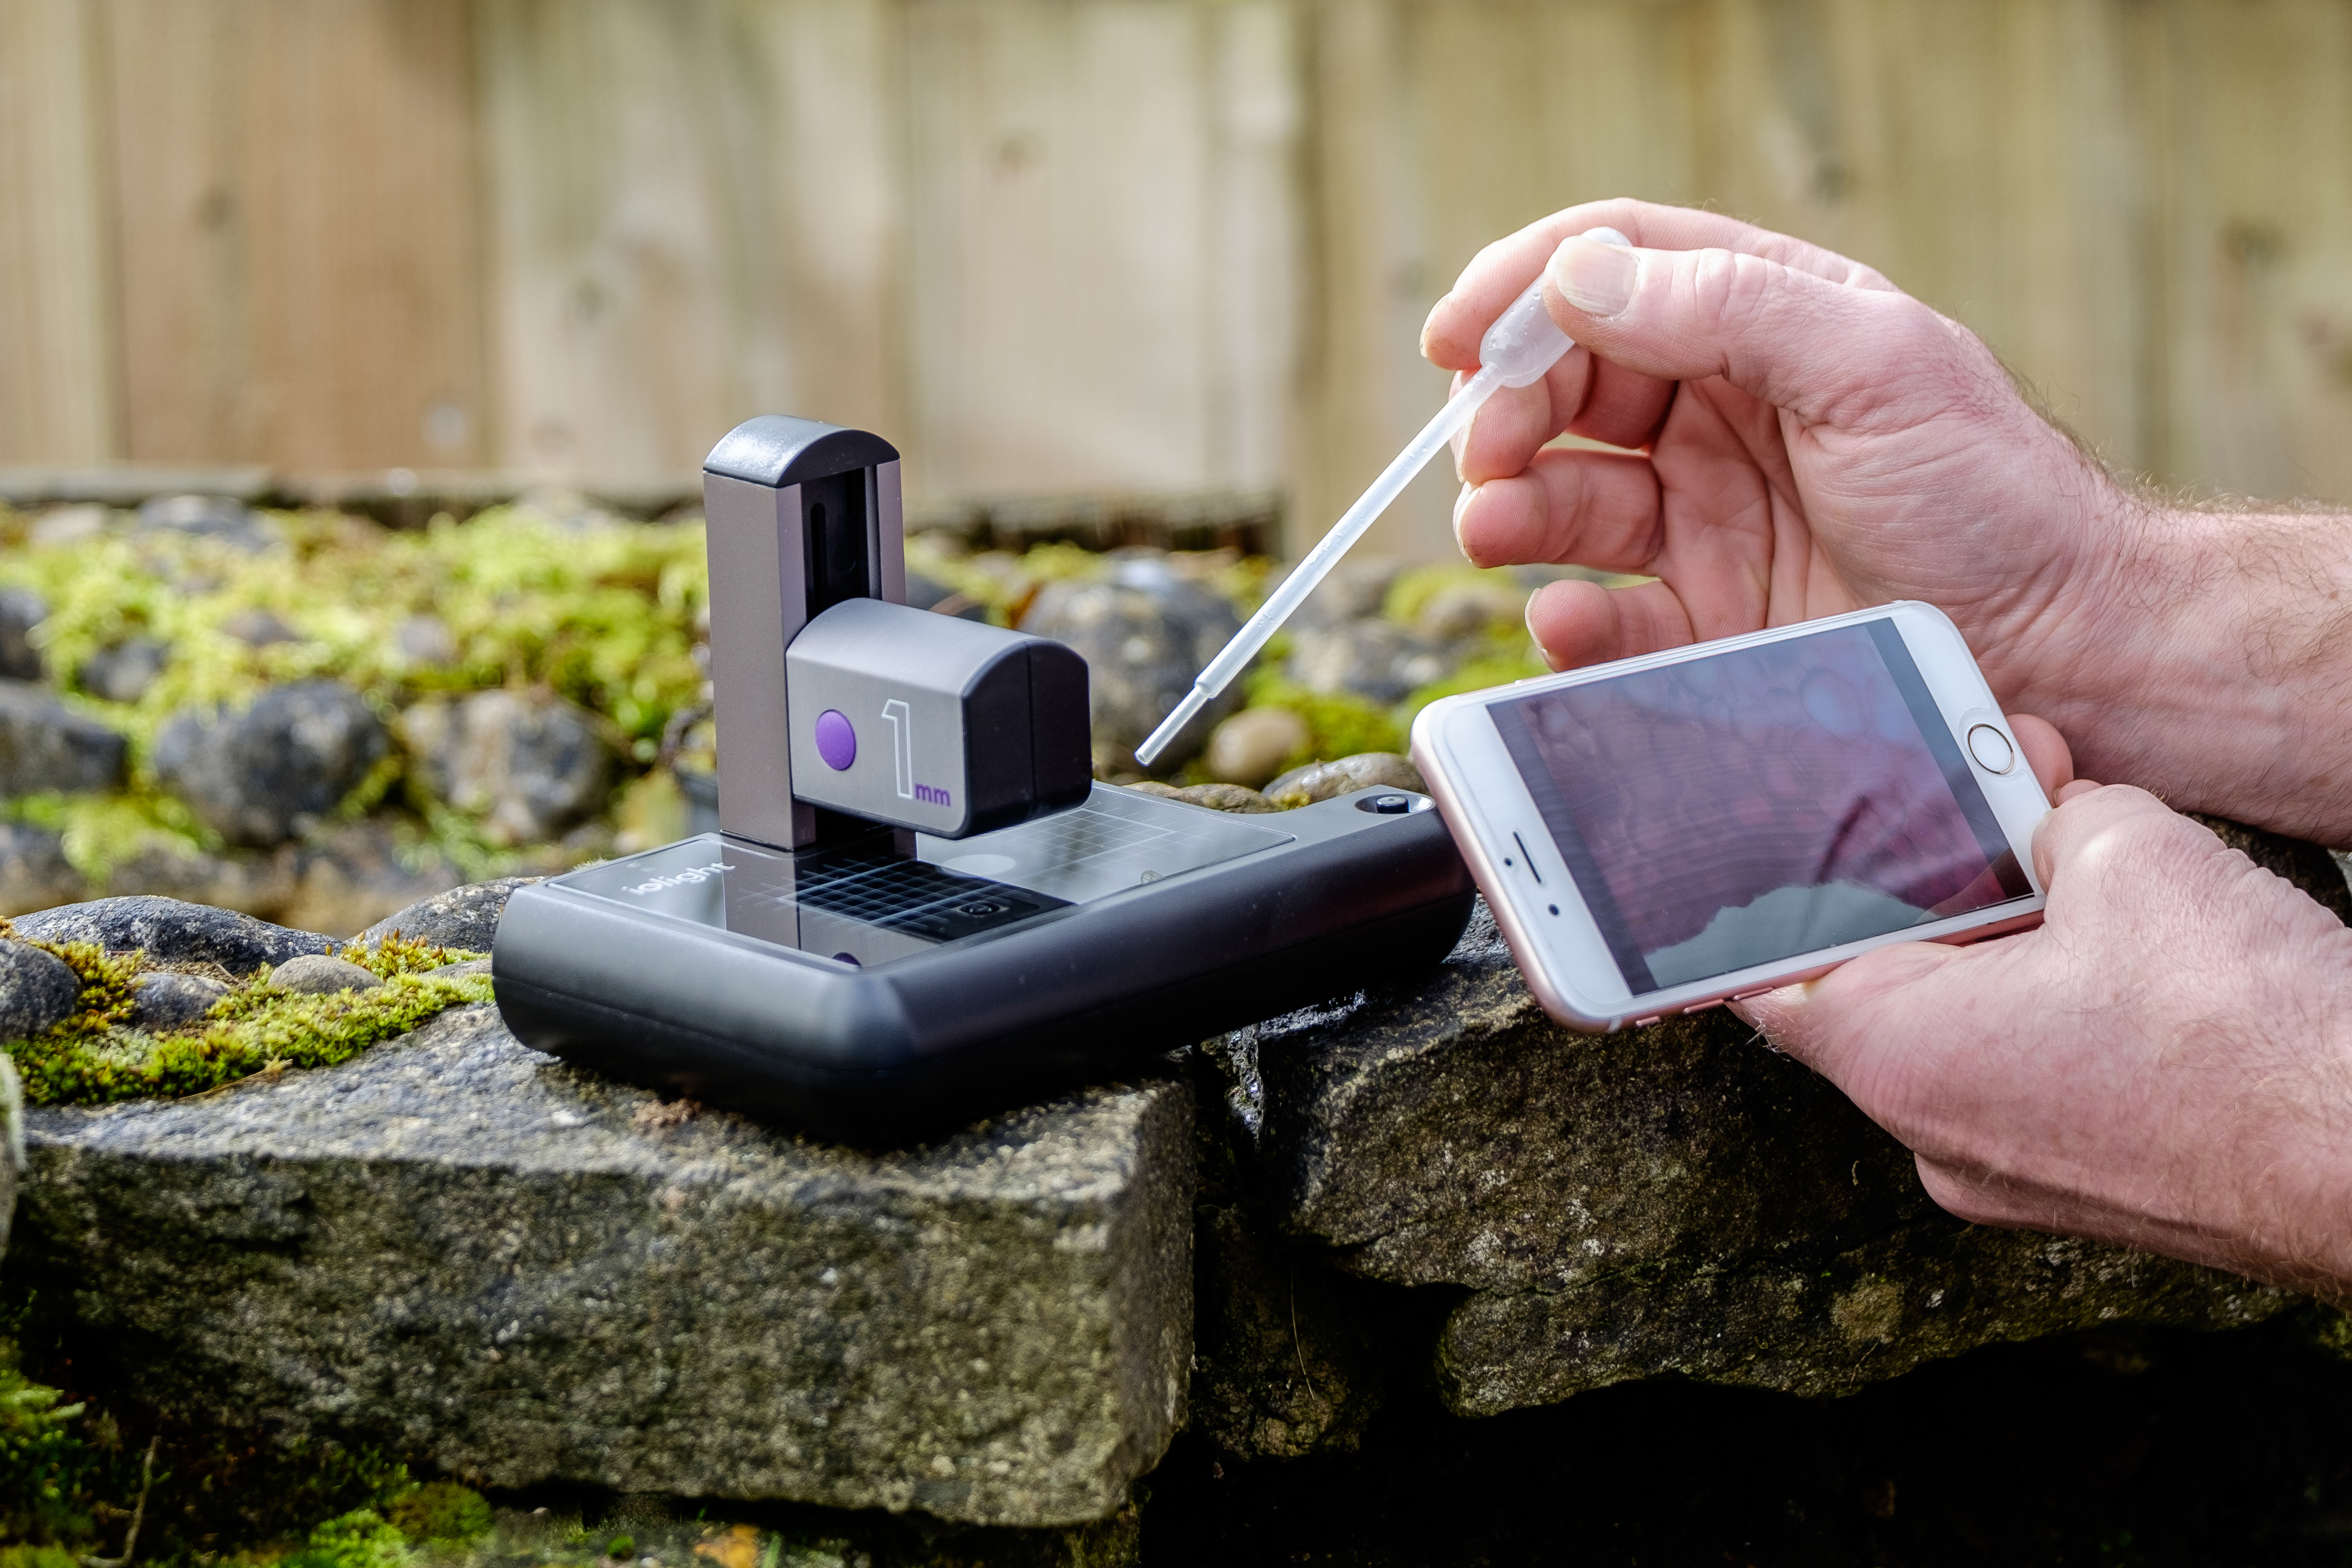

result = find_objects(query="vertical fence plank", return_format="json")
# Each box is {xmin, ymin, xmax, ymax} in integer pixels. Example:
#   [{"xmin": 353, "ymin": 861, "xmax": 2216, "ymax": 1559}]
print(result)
[
  {"xmin": 102, "ymin": 0, "xmax": 485, "ymax": 471},
  {"xmin": 478, "ymin": 0, "xmax": 901, "ymax": 483},
  {"xmin": 0, "ymin": 0, "xmax": 119, "ymax": 464}
]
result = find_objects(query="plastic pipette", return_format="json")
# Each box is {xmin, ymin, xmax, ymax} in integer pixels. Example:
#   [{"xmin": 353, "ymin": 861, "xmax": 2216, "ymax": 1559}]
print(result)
[{"xmin": 1134, "ymin": 227, "xmax": 1631, "ymax": 769}]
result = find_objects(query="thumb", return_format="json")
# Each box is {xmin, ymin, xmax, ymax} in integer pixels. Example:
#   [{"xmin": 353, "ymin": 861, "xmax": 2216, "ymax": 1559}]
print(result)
[{"xmin": 1543, "ymin": 233, "xmax": 1996, "ymax": 435}]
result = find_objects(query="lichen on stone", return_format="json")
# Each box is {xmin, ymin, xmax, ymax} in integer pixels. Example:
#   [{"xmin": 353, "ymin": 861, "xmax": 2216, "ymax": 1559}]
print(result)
[{"xmin": 2, "ymin": 924, "xmax": 490, "ymax": 1106}]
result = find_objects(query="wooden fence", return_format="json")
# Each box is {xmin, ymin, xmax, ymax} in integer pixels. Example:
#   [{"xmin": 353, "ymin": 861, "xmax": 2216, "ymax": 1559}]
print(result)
[{"xmin": 4, "ymin": 0, "xmax": 2350, "ymax": 557}]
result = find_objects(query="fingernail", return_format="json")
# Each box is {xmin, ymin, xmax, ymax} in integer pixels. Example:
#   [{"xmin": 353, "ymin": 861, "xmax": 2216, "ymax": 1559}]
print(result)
[
  {"xmin": 1549, "ymin": 233, "xmax": 1638, "ymax": 318},
  {"xmin": 1453, "ymin": 481, "xmax": 1477, "ymax": 529}
]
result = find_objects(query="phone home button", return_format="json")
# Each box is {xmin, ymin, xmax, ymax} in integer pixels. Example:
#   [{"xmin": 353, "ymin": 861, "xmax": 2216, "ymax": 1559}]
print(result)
[{"xmin": 1965, "ymin": 723, "xmax": 2015, "ymax": 775}]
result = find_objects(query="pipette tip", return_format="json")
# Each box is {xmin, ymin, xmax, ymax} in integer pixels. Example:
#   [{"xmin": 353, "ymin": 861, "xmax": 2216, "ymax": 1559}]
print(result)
[{"xmin": 1135, "ymin": 686, "xmax": 1212, "ymax": 770}]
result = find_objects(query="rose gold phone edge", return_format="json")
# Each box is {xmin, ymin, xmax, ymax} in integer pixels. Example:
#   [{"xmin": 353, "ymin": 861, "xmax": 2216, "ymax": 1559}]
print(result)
[{"xmin": 1409, "ymin": 604, "xmax": 2049, "ymax": 1034}]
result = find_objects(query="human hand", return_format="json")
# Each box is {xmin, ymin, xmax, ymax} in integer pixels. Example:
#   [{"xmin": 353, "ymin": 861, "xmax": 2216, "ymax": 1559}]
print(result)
[
  {"xmin": 1421, "ymin": 199, "xmax": 2131, "ymax": 726},
  {"xmin": 1738, "ymin": 769, "xmax": 2352, "ymax": 1297}
]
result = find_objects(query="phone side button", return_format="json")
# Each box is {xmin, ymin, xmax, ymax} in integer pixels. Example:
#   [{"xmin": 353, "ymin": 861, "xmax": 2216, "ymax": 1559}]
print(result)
[
  {"xmin": 1681, "ymin": 1000, "xmax": 1721, "ymax": 1015},
  {"xmin": 1731, "ymin": 986, "xmax": 1775, "ymax": 1000},
  {"xmin": 1630, "ymin": 1014, "xmax": 1662, "ymax": 1028}
]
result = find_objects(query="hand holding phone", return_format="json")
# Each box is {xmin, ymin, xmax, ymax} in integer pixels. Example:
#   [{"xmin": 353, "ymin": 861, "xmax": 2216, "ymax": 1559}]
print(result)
[{"xmin": 1410, "ymin": 603, "xmax": 2052, "ymax": 1030}]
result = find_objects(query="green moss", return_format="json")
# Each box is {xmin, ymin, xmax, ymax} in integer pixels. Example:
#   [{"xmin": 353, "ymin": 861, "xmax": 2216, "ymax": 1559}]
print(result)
[
  {"xmin": 1, "ymin": 929, "xmax": 492, "ymax": 1107},
  {"xmin": 0, "ymin": 1350, "xmax": 91, "ymax": 1544},
  {"xmin": 385, "ymin": 1481, "xmax": 492, "ymax": 1545},
  {"xmin": 1238, "ymin": 666, "xmax": 1404, "ymax": 764},
  {"xmin": 289, "ymin": 1509, "xmax": 413, "ymax": 1568},
  {"xmin": 0, "ymin": 506, "xmax": 708, "ymax": 870}
]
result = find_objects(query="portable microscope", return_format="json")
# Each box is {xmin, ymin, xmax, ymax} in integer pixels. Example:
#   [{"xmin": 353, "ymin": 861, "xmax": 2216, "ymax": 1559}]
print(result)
[{"xmin": 492, "ymin": 416, "xmax": 1475, "ymax": 1141}]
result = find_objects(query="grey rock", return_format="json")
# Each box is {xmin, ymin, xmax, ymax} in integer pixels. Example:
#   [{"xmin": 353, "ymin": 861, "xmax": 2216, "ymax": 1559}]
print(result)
[
  {"xmin": 399, "ymin": 691, "xmax": 613, "ymax": 847},
  {"xmin": 267, "ymin": 953, "xmax": 382, "ymax": 994},
  {"xmin": 0, "ymin": 587, "xmax": 46, "ymax": 681},
  {"xmin": 128, "ymin": 971, "xmax": 231, "ymax": 1029},
  {"xmin": 358, "ymin": 876, "xmax": 543, "ymax": 953},
  {"xmin": 0, "ymin": 824, "xmax": 83, "ymax": 918},
  {"xmin": 1284, "ymin": 620, "xmax": 1455, "ymax": 706},
  {"xmin": 14, "ymin": 895, "xmax": 332, "ymax": 974},
  {"xmin": 0, "ymin": 680, "xmax": 127, "ymax": 795},
  {"xmin": 1124, "ymin": 781, "xmax": 1276, "ymax": 814},
  {"xmin": 79, "ymin": 638, "xmax": 170, "ymax": 704},
  {"xmin": 137, "ymin": 493, "xmax": 279, "ymax": 552},
  {"xmin": 1230, "ymin": 861, "xmax": 2323, "ymax": 1421},
  {"xmin": 1409, "ymin": 577, "xmax": 1529, "ymax": 640},
  {"xmin": 0, "ymin": 939, "xmax": 81, "ymax": 1042},
  {"xmin": 154, "ymin": 680, "xmax": 390, "ymax": 847},
  {"xmin": 27, "ymin": 505, "xmax": 107, "ymax": 549},
  {"xmin": 1203, "ymin": 707, "xmax": 1310, "ymax": 790},
  {"xmin": 394, "ymin": 614, "xmax": 458, "ymax": 668},
  {"xmin": 1276, "ymin": 557, "xmax": 1402, "ymax": 633},
  {"xmin": 1263, "ymin": 752, "xmax": 1424, "ymax": 808},
  {"xmin": 1438, "ymin": 1215, "xmax": 2290, "ymax": 1414},
  {"xmin": 431, "ymin": 957, "xmax": 492, "ymax": 978},
  {"xmin": 1022, "ymin": 553, "xmax": 1244, "ymax": 773},
  {"xmin": 15, "ymin": 1004, "xmax": 1193, "ymax": 1527},
  {"xmin": 220, "ymin": 607, "xmax": 301, "ymax": 646}
]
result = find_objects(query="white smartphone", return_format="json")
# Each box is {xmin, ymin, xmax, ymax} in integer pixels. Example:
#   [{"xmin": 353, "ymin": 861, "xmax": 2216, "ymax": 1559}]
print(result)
[{"xmin": 1409, "ymin": 601, "xmax": 2051, "ymax": 1031}]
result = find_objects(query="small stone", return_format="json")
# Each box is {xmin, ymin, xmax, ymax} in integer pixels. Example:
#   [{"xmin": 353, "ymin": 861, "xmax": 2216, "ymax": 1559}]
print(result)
[
  {"xmin": 431, "ymin": 958, "xmax": 492, "ymax": 979},
  {"xmin": 0, "ymin": 680, "xmax": 127, "ymax": 795},
  {"xmin": 0, "ymin": 940, "xmax": 81, "ymax": 1042},
  {"xmin": 79, "ymin": 638, "xmax": 170, "ymax": 704},
  {"xmin": 1173, "ymin": 783, "xmax": 1277, "ymax": 813},
  {"xmin": 14, "ymin": 896, "xmax": 333, "ymax": 975},
  {"xmin": 0, "ymin": 588, "xmax": 47, "ymax": 681},
  {"xmin": 393, "ymin": 615, "xmax": 458, "ymax": 668},
  {"xmin": 137, "ymin": 493, "xmax": 278, "ymax": 552},
  {"xmin": 1410, "ymin": 578, "xmax": 1529, "ymax": 640},
  {"xmin": 29, "ymin": 504, "xmax": 108, "ymax": 549},
  {"xmin": 358, "ymin": 876, "xmax": 543, "ymax": 952},
  {"xmin": 1263, "ymin": 752, "xmax": 1425, "ymax": 808},
  {"xmin": 220, "ymin": 607, "xmax": 301, "ymax": 646},
  {"xmin": 154, "ymin": 680, "xmax": 390, "ymax": 847},
  {"xmin": 0, "ymin": 824, "xmax": 84, "ymax": 918},
  {"xmin": 128, "ymin": 971, "xmax": 231, "ymax": 1029},
  {"xmin": 1277, "ymin": 556, "xmax": 1402, "ymax": 632},
  {"xmin": 399, "ymin": 691, "xmax": 613, "ymax": 847},
  {"xmin": 267, "ymin": 953, "xmax": 383, "ymax": 995},
  {"xmin": 1284, "ymin": 620, "xmax": 1455, "ymax": 706},
  {"xmin": 1021, "ymin": 552, "xmax": 1244, "ymax": 773},
  {"xmin": 1204, "ymin": 707, "xmax": 1310, "ymax": 789}
]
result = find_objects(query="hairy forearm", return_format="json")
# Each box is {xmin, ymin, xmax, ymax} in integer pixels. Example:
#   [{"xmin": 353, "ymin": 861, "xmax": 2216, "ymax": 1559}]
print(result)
[{"xmin": 2033, "ymin": 494, "xmax": 2352, "ymax": 846}]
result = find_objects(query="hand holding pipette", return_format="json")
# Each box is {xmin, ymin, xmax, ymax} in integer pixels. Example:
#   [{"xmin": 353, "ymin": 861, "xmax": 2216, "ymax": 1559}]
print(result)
[{"xmin": 1133, "ymin": 228, "xmax": 1634, "ymax": 769}]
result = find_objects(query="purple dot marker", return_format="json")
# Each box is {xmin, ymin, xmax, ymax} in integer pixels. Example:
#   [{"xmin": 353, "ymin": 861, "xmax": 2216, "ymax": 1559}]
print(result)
[{"xmin": 815, "ymin": 709, "xmax": 856, "ymax": 770}]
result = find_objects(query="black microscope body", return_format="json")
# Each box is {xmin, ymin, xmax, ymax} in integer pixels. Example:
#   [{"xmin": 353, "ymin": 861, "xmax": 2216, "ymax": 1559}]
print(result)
[{"xmin": 491, "ymin": 416, "xmax": 1474, "ymax": 1142}]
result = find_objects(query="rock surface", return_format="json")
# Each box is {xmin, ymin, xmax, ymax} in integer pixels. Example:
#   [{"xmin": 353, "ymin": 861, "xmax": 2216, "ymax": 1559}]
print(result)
[
  {"xmin": 1284, "ymin": 621, "xmax": 1452, "ymax": 706},
  {"xmin": 79, "ymin": 637, "xmax": 170, "ymax": 703},
  {"xmin": 0, "ymin": 680, "xmax": 127, "ymax": 795},
  {"xmin": 127, "ymin": 971, "xmax": 231, "ymax": 1028},
  {"xmin": 0, "ymin": 825, "xmax": 82, "ymax": 918},
  {"xmin": 267, "ymin": 953, "xmax": 382, "ymax": 994},
  {"xmin": 137, "ymin": 493, "xmax": 278, "ymax": 552},
  {"xmin": 0, "ymin": 939, "xmax": 81, "ymax": 1042},
  {"xmin": 0, "ymin": 587, "xmax": 46, "ymax": 681},
  {"xmin": 400, "ymin": 691, "xmax": 613, "ymax": 847},
  {"xmin": 1263, "ymin": 753, "xmax": 1424, "ymax": 808},
  {"xmin": 13, "ymin": 896, "xmax": 333, "ymax": 973},
  {"xmin": 154, "ymin": 680, "xmax": 391, "ymax": 847},
  {"xmin": 358, "ymin": 875, "xmax": 542, "ymax": 952},
  {"xmin": 1200, "ymin": 813, "xmax": 2351, "ymax": 1431},
  {"xmin": 1203, "ymin": 708, "xmax": 1310, "ymax": 789},
  {"xmin": 1022, "ymin": 555, "xmax": 1244, "ymax": 773},
  {"xmin": 15, "ymin": 1005, "xmax": 1194, "ymax": 1527}
]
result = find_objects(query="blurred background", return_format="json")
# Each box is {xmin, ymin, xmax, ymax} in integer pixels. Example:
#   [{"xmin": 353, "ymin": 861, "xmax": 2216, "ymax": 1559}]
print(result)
[{"xmin": 6, "ymin": 0, "xmax": 2352, "ymax": 561}]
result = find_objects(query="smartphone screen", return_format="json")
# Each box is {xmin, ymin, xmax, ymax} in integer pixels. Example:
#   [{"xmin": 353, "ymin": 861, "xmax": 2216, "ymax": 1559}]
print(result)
[{"xmin": 1488, "ymin": 617, "xmax": 2033, "ymax": 995}]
